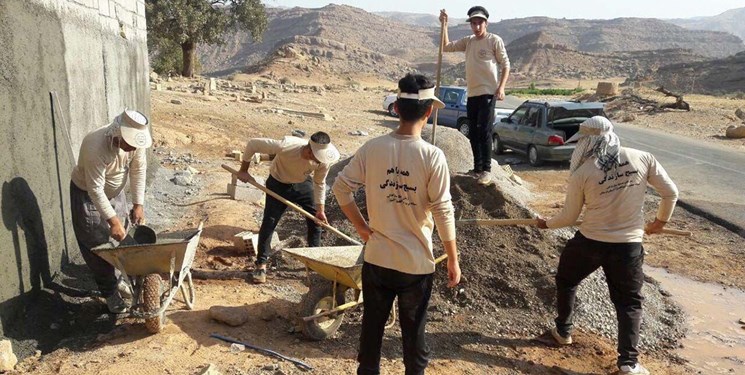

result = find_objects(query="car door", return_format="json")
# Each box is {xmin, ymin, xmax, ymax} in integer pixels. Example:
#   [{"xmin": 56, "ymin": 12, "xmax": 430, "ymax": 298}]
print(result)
[
  {"xmin": 437, "ymin": 88, "xmax": 463, "ymax": 127},
  {"xmin": 499, "ymin": 106, "xmax": 528, "ymax": 148},
  {"xmin": 514, "ymin": 106, "xmax": 541, "ymax": 150}
]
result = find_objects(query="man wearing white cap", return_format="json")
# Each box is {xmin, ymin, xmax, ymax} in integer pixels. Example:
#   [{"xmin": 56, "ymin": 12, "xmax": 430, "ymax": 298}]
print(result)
[
  {"xmin": 333, "ymin": 73, "xmax": 461, "ymax": 375},
  {"xmin": 236, "ymin": 131, "xmax": 340, "ymax": 284},
  {"xmin": 535, "ymin": 116, "xmax": 678, "ymax": 375},
  {"xmin": 70, "ymin": 109, "xmax": 151, "ymax": 313},
  {"xmin": 440, "ymin": 5, "xmax": 510, "ymax": 185}
]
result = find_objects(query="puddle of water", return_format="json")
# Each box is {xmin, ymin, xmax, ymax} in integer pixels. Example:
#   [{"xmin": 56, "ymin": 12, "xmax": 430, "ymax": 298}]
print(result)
[{"xmin": 645, "ymin": 266, "xmax": 745, "ymax": 374}]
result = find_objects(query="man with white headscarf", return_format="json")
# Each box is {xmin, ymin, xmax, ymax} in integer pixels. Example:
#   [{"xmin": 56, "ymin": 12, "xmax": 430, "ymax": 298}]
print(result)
[
  {"xmin": 70, "ymin": 109, "xmax": 151, "ymax": 313},
  {"xmin": 535, "ymin": 116, "xmax": 678, "ymax": 375}
]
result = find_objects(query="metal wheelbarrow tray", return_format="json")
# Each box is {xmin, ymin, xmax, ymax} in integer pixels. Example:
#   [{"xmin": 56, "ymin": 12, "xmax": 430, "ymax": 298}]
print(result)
[{"xmin": 92, "ymin": 223, "xmax": 203, "ymax": 333}]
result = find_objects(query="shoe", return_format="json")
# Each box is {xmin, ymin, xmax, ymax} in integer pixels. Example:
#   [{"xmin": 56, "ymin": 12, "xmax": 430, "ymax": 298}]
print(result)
[
  {"xmin": 619, "ymin": 363, "xmax": 650, "ymax": 374},
  {"xmin": 466, "ymin": 169, "xmax": 481, "ymax": 177},
  {"xmin": 117, "ymin": 277, "xmax": 133, "ymax": 308},
  {"xmin": 106, "ymin": 293, "xmax": 129, "ymax": 314},
  {"xmin": 252, "ymin": 268, "xmax": 267, "ymax": 284},
  {"xmin": 550, "ymin": 327, "xmax": 572, "ymax": 345},
  {"xmin": 477, "ymin": 171, "xmax": 492, "ymax": 185}
]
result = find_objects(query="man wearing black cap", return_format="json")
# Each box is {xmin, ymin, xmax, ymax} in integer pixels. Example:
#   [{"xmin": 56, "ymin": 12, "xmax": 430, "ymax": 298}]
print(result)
[
  {"xmin": 440, "ymin": 6, "xmax": 510, "ymax": 185},
  {"xmin": 236, "ymin": 132, "xmax": 340, "ymax": 284}
]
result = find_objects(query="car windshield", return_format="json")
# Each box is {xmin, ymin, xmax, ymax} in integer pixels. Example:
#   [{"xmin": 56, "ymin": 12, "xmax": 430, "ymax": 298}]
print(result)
[{"xmin": 547, "ymin": 107, "xmax": 605, "ymax": 125}]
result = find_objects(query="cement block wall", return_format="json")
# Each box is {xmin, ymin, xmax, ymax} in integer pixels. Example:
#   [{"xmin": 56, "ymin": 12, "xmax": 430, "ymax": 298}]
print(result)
[{"xmin": 0, "ymin": 0, "xmax": 150, "ymax": 337}]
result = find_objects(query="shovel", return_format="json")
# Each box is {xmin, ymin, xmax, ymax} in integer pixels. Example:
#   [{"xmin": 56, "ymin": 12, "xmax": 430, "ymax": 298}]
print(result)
[
  {"xmin": 221, "ymin": 164, "xmax": 362, "ymax": 245},
  {"xmin": 457, "ymin": 218, "xmax": 693, "ymax": 237}
]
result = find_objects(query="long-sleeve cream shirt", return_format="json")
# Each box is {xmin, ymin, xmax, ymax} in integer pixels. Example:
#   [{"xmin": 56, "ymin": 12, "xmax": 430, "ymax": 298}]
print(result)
[
  {"xmin": 547, "ymin": 147, "xmax": 678, "ymax": 243},
  {"xmin": 443, "ymin": 33, "xmax": 510, "ymax": 97},
  {"xmin": 70, "ymin": 125, "xmax": 146, "ymax": 220},
  {"xmin": 242, "ymin": 136, "xmax": 331, "ymax": 205},
  {"xmin": 332, "ymin": 133, "xmax": 456, "ymax": 275}
]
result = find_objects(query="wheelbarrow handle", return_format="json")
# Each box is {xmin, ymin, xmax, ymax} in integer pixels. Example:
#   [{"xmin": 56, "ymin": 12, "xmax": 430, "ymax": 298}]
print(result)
[{"xmin": 221, "ymin": 164, "xmax": 362, "ymax": 245}]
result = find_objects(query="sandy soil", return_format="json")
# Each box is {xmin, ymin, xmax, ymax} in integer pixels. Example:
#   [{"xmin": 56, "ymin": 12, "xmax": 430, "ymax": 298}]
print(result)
[{"xmin": 15, "ymin": 72, "xmax": 742, "ymax": 375}]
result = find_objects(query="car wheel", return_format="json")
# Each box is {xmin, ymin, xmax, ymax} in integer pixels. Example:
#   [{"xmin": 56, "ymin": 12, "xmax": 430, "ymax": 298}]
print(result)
[
  {"xmin": 492, "ymin": 134, "xmax": 504, "ymax": 155},
  {"xmin": 528, "ymin": 145, "xmax": 543, "ymax": 167},
  {"xmin": 388, "ymin": 103, "xmax": 398, "ymax": 117},
  {"xmin": 457, "ymin": 119, "xmax": 469, "ymax": 136}
]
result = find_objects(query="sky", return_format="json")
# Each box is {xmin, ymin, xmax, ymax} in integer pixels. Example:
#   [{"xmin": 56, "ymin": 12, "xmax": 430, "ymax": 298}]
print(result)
[{"xmin": 262, "ymin": 0, "xmax": 744, "ymax": 20}]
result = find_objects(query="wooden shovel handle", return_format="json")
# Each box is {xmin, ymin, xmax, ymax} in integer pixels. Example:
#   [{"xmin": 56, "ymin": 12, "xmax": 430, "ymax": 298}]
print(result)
[
  {"xmin": 221, "ymin": 164, "xmax": 362, "ymax": 245},
  {"xmin": 458, "ymin": 218, "xmax": 692, "ymax": 237}
]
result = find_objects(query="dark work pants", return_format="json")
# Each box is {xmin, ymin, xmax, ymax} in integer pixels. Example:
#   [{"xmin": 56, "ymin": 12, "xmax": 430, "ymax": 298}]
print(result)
[
  {"xmin": 357, "ymin": 262, "xmax": 434, "ymax": 375},
  {"xmin": 256, "ymin": 175, "xmax": 321, "ymax": 265},
  {"xmin": 466, "ymin": 94, "xmax": 496, "ymax": 173},
  {"xmin": 555, "ymin": 231, "xmax": 645, "ymax": 368},
  {"xmin": 69, "ymin": 181, "xmax": 128, "ymax": 297}
]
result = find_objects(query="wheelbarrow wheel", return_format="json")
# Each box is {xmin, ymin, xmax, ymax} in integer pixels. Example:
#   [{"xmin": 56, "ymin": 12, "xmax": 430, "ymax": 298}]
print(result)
[
  {"xmin": 180, "ymin": 271, "xmax": 196, "ymax": 310},
  {"xmin": 143, "ymin": 274, "xmax": 164, "ymax": 333},
  {"xmin": 300, "ymin": 280, "xmax": 347, "ymax": 341}
]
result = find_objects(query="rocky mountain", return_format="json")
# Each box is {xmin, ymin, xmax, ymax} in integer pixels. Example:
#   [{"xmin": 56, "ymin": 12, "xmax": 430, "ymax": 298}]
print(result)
[
  {"xmin": 669, "ymin": 8, "xmax": 745, "ymax": 41},
  {"xmin": 375, "ymin": 11, "xmax": 464, "ymax": 27},
  {"xmin": 655, "ymin": 51, "xmax": 745, "ymax": 94},
  {"xmin": 445, "ymin": 17, "xmax": 743, "ymax": 58},
  {"xmin": 199, "ymin": 4, "xmax": 439, "ymax": 76}
]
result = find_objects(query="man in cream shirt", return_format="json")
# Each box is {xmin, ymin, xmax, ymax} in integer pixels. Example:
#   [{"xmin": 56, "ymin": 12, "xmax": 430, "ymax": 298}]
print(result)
[
  {"xmin": 333, "ymin": 73, "xmax": 461, "ymax": 375},
  {"xmin": 536, "ymin": 116, "xmax": 678, "ymax": 375},
  {"xmin": 440, "ymin": 6, "xmax": 510, "ymax": 185},
  {"xmin": 236, "ymin": 131, "xmax": 340, "ymax": 284},
  {"xmin": 70, "ymin": 109, "xmax": 151, "ymax": 313}
]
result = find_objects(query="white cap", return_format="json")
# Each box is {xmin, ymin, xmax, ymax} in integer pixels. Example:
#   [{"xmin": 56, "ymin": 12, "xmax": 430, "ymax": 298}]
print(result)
[
  {"xmin": 119, "ymin": 109, "xmax": 152, "ymax": 148},
  {"xmin": 309, "ymin": 139, "xmax": 340, "ymax": 164},
  {"xmin": 397, "ymin": 87, "xmax": 445, "ymax": 110}
]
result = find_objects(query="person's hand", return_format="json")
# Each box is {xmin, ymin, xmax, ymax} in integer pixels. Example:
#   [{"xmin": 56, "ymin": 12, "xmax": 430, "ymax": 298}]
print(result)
[
  {"xmin": 495, "ymin": 87, "xmax": 506, "ymax": 101},
  {"xmin": 110, "ymin": 220, "xmax": 126, "ymax": 241},
  {"xmin": 355, "ymin": 224, "xmax": 373, "ymax": 243},
  {"xmin": 236, "ymin": 171, "xmax": 254, "ymax": 183},
  {"xmin": 130, "ymin": 204, "xmax": 145, "ymax": 225},
  {"xmin": 645, "ymin": 218, "xmax": 667, "ymax": 235},
  {"xmin": 315, "ymin": 210, "xmax": 328, "ymax": 225},
  {"xmin": 535, "ymin": 217, "xmax": 548, "ymax": 229},
  {"xmin": 447, "ymin": 257, "xmax": 461, "ymax": 288},
  {"xmin": 439, "ymin": 9, "xmax": 448, "ymax": 24}
]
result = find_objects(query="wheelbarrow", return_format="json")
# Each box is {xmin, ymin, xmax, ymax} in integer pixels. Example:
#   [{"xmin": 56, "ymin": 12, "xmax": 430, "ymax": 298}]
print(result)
[
  {"xmin": 92, "ymin": 222, "xmax": 203, "ymax": 333},
  {"xmin": 284, "ymin": 245, "xmax": 447, "ymax": 340}
]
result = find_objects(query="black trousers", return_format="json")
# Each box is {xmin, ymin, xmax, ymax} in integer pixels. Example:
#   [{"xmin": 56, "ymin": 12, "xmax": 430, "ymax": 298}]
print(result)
[
  {"xmin": 466, "ymin": 94, "xmax": 496, "ymax": 173},
  {"xmin": 255, "ymin": 175, "xmax": 321, "ymax": 265},
  {"xmin": 357, "ymin": 262, "xmax": 434, "ymax": 375},
  {"xmin": 555, "ymin": 231, "xmax": 645, "ymax": 368}
]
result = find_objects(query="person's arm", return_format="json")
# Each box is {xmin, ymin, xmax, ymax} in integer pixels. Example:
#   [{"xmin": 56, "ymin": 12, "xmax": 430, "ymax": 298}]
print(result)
[
  {"xmin": 332, "ymin": 148, "xmax": 370, "ymax": 241},
  {"xmin": 428, "ymin": 151, "xmax": 459, "ymax": 287},
  {"xmin": 440, "ymin": 10, "xmax": 467, "ymax": 53},
  {"xmin": 540, "ymin": 173, "xmax": 585, "ymax": 229},
  {"xmin": 237, "ymin": 138, "xmax": 282, "ymax": 182},
  {"xmin": 128, "ymin": 147, "xmax": 147, "ymax": 224},
  {"xmin": 82, "ymin": 152, "xmax": 125, "ymax": 240},
  {"xmin": 645, "ymin": 155, "xmax": 679, "ymax": 235},
  {"xmin": 313, "ymin": 162, "xmax": 331, "ymax": 223},
  {"xmin": 494, "ymin": 36, "xmax": 511, "ymax": 100}
]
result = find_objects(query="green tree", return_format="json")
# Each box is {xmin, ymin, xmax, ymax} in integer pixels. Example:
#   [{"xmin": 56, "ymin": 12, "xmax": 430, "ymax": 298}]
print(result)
[{"xmin": 146, "ymin": 0, "xmax": 267, "ymax": 77}]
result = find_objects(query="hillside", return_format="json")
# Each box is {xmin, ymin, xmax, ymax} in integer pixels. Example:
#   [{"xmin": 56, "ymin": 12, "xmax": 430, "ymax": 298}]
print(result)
[
  {"xmin": 199, "ymin": 4, "xmax": 439, "ymax": 76},
  {"xmin": 375, "ymin": 11, "xmax": 464, "ymax": 27},
  {"xmin": 669, "ymin": 8, "xmax": 745, "ymax": 41},
  {"xmin": 442, "ymin": 32, "xmax": 707, "ymax": 82},
  {"xmin": 445, "ymin": 17, "xmax": 744, "ymax": 58},
  {"xmin": 655, "ymin": 51, "xmax": 745, "ymax": 94}
]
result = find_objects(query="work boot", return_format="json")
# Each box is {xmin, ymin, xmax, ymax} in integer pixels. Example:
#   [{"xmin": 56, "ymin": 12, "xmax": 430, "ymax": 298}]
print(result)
[
  {"xmin": 477, "ymin": 171, "xmax": 492, "ymax": 185},
  {"xmin": 106, "ymin": 293, "xmax": 129, "ymax": 314},
  {"xmin": 117, "ymin": 277, "xmax": 133, "ymax": 308},
  {"xmin": 550, "ymin": 327, "xmax": 572, "ymax": 345},
  {"xmin": 252, "ymin": 268, "xmax": 267, "ymax": 284},
  {"xmin": 619, "ymin": 363, "xmax": 650, "ymax": 375},
  {"xmin": 466, "ymin": 169, "xmax": 481, "ymax": 177}
]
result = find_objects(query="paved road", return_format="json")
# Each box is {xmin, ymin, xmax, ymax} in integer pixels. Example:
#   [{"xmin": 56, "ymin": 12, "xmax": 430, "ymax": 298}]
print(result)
[{"xmin": 615, "ymin": 123, "xmax": 745, "ymax": 236}]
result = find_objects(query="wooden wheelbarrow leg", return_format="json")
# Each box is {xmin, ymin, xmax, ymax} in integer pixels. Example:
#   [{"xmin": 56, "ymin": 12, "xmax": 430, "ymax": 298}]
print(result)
[{"xmin": 222, "ymin": 164, "xmax": 361, "ymax": 245}]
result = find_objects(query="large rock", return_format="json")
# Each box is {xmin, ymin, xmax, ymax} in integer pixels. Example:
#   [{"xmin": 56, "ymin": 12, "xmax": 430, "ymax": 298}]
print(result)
[
  {"xmin": 725, "ymin": 125, "xmax": 745, "ymax": 139},
  {"xmin": 596, "ymin": 82, "xmax": 619, "ymax": 96},
  {"xmin": 736, "ymin": 108, "xmax": 745, "ymax": 121},
  {"xmin": 420, "ymin": 125, "xmax": 473, "ymax": 174},
  {"xmin": 209, "ymin": 305, "xmax": 249, "ymax": 326},
  {"xmin": 0, "ymin": 340, "xmax": 17, "ymax": 372}
]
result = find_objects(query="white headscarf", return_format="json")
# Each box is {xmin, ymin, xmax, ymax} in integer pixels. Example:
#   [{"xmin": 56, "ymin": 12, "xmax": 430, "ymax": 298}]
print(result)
[{"xmin": 568, "ymin": 116, "xmax": 620, "ymax": 175}]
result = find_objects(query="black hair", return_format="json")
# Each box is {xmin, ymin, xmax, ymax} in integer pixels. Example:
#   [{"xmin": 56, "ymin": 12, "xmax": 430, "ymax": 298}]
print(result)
[
  {"xmin": 310, "ymin": 131, "xmax": 331, "ymax": 144},
  {"xmin": 396, "ymin": 73, "xmax": 435, "ymax": 122},
  {"xmin": 467, "ymin": 6, "xmax": 489, "ymax": 19}
]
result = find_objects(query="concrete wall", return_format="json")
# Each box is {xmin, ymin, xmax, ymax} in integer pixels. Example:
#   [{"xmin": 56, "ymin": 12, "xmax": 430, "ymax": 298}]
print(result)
[{"xmin": 0, "ymin": 0, "xmax": 150, "ymax": 337}]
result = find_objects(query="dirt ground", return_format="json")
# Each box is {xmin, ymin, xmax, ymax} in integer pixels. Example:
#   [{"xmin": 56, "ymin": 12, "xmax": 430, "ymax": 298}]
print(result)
[{"xmin": 13, "ymin": 74, "xmax": 743, "ymax": 374}]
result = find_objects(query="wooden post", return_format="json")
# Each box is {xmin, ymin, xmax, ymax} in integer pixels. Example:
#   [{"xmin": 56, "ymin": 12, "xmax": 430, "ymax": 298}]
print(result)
[{"xmin": 432, "ymin": 11, "xmax": 445, "ymax": 146}]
